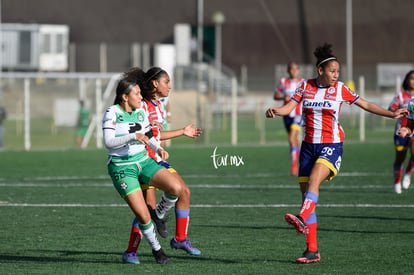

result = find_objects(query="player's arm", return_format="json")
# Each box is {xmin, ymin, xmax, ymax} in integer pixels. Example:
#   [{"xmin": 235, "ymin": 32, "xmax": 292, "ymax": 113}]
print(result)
[
  {"xmin": 159, "ymin": 124, "xmax": 202, "ymax": 140},
  {"xmin": 398, "ymin": 116, "xmax": 414, "ymax": 138},
  {"xmin": 273, "ymin": 90, "xmax": 284, "ymax": 100},
  {"xmin": 265, "ymin": 99, "xmax": 298, "ymax": 118},
  {"xmin": 355, "ymin": 98, "xmax": 407, "ymax": 119},
  {"xmin": 144, "ymin": 129, "xmax": 169, "ymax": 160}
]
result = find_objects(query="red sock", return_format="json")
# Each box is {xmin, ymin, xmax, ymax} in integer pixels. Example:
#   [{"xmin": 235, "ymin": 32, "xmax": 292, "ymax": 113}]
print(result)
[
  {"xmin": 394, "ymin": 165, "xmax": 403, "ymax": 184},
  {"xmin": 306, "ymin": 223, "xmax": 318, "ymax": 252},
  {"xmin": 405, "ymin": 161, "xmax": 414, "ymax": 175},
  {"xmin": 175, "ymin": 216, "xmax": 189, "ymax": 241},
  {"xmin": 291, "ymin": 146, "xmax": 300, "ymax": 166},
  {"xmin": 299, "ymin": 192, "xmax": 318, "ymax": 223},
  {"xmin": 126, "ymin": 225, "xmax": 142, "ymax": 252}
]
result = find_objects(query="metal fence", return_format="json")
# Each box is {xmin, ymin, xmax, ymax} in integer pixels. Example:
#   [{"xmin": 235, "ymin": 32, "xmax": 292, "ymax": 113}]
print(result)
[{"xmin": 0, "ymin": 65, "xmax": 403, "ymax": 151}]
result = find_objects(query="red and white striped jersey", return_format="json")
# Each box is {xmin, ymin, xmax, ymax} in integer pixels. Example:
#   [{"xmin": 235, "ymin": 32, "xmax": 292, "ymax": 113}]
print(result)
[
  {"xmin": 276, "ymin": 77, "xmax": 304, "ymax": 117},
  {"xmin": 142, "ymin": 99, "xmax": 164, "ymax": 161},
  {"xmin": 292, "ymin": 79, "xmax": 360, "ymax": 144},
  {"xmin": 389, "ymin": 90, "xmax": 413, "ymax": 111},
  {"xmin": 388, "ymin": 90, "xmax": 414, "ymax": 132}
]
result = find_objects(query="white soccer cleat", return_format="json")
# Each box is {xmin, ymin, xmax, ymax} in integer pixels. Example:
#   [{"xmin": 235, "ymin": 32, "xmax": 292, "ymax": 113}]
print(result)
[
  {"xmin": 393, "ymin": 183, "xmax": 402, "ymax": 194},
  {"xmin": 402, "ymin": 174, "xmax": 411, "ymax": 190}
]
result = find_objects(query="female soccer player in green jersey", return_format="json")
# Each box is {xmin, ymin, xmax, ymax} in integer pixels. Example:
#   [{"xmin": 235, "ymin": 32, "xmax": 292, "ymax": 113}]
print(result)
[{"xmin": 103, "ymin": 74, "xmax": 183, "ymax": 265}]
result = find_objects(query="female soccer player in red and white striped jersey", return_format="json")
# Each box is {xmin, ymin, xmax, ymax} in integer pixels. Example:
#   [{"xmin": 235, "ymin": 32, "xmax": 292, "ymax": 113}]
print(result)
[
  {"xmin": 266, "ymin": 43, "xmax": 407, "ymax": 264},
  {"xmin": 388, "ymin": 70, "xmax": 414, "ymax": 193},
  {"xmin": 273, "ymin": 62, "xmax": 304, "ymax": 175}
]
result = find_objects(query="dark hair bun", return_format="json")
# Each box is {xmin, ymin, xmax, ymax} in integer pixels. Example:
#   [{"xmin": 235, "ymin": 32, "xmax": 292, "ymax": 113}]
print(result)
[{"xmin": 314, "ymin": 43, "xmax": 336, "ymax": 67}]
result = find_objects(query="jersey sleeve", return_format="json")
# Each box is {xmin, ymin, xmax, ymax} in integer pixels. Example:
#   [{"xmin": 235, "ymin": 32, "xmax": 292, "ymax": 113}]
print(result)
[
  {"xmin": 101, "ymin": 106, "xmax": 137, "ymax": 149},
  {"xmin": 102, "ymin": 106, "xmax": 116, "ymax": 130},
  {"xmin": 275, "ymin": 79, "xmax": 284, "ymax": 94},
  {"xmin": 291, "ymin": 80, "xmax": 305, "ymax": 103},
  {"xmin": 341, "ymin": 84, "xmax": 360, "ymax": 105},
  {"xmin": 388, "ymin": 94, "xmax": 401, "ymax": 111}
]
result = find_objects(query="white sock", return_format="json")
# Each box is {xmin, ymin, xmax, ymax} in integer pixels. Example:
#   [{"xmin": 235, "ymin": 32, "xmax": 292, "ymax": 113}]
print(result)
[
  {"xmin": 156, "ymin": 193, "xmax": 178, "ymax": 219},
  {"xmin": 139, "ymin": 221, "xmax": 161, "ymax": 251}
]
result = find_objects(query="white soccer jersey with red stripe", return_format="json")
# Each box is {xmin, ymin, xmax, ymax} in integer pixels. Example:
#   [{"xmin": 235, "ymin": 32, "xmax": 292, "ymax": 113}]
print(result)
[
  {"xmin": 276, "ymin": 77, "xmax": 304, "ymax": 117},
  {"xmin": 388, "ymin": 90, "xmax": 414, "ymax": 132},
  {"xmin": 292, "ymin": 79, "xmax": 360, "ymax": 144}
]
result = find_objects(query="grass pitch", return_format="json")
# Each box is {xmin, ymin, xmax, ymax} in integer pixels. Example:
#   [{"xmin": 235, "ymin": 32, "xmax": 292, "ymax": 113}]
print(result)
[{"xmin": 0, "ymin": 143, "xmax": 413, "ymax": 274}]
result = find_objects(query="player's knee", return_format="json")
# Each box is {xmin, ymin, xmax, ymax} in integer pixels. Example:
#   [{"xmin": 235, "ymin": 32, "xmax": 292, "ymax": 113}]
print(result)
[
  {"xmin": 181, "ymin": 183, "xmax": 191, "ymax": 199},
  {"xmin": 168, "ymin": 178, "xmax": 183, "ymax": 197}
]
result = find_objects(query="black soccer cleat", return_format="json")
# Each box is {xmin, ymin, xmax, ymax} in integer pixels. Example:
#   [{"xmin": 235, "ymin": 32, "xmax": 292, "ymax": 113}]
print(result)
[
  {"xmin": 296, "ymin": 249, "xmax": 320, "ymax": 264},
  {"xmin": 152, "ymin": 248, "xmax": 170, "ymax": 264},
  {"xmin": 149, "ymin": 206, "xmax": 168, "ymax": 238}
]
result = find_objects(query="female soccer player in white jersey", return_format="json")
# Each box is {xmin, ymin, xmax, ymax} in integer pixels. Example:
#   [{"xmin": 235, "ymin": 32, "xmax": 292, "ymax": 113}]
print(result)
[
  {"xmin": 103, "ymin": 74, "xmax": 185, "ymax": 265},
  {"xmin": 273, "ymin": 62, "xmax": 304, "ymax": 175},
  {"xmin": 122, "ymin": 67, "xmax": 202, "ymax": 258},
  {"xmin": 388, "ymin": 70, "xmax": 414, "ymax": 193},
  {"xmin": 265, "ymin": 44, "xmax": 407, "ymax": 264}
]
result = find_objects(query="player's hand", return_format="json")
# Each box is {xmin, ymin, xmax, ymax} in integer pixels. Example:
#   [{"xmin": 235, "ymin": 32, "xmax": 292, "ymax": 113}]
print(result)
[
  {"xmin": 183, "ymin": 123, "xmax": 202, "ymax": 138},
  {"xmin": 135, "ymin": 133, "xmax": 149, "ymax": 145},
  {"xmin": 393, "ymin": 108, "xmax": 408, "ymax": 119},
  {"xmin": 157, "ymin": 148, "xmax": 169, "ymax": 160},
  {"xmin": 265, "ymin": 108, "xmax": 276, "ymax": 118},
  {"xmin": 398, "ymin": 127, "xmax": 412, "ymax": 138},
  {"xmin": 149, "ymin": 120, "xmax": 165, "ymax": 130}
]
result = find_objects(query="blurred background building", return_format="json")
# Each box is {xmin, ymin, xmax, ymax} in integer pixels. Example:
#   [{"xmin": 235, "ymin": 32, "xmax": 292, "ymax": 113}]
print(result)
[{"xmin": 2, "ymin": 0, "xmax": 413, "ymax": 90}]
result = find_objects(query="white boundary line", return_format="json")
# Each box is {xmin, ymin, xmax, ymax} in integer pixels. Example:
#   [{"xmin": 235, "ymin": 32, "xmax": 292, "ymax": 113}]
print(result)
[
  {"xmin": 0, "ymin": 183, "xmax": 398, "ymax": 189},
  {"xmin": 0, "ymin": 203, "xmax": 413, "ymax": 208}
]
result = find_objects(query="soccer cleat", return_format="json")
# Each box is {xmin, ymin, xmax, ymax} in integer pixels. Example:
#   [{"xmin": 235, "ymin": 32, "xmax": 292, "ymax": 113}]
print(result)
[
  {"xmin": 393, "ymin": 183, "xmax": 402, "ymax": 194},
  {"xmin": 149, "ymin": 206, "xmax": 168, "ymax": 238},
  {"xmin": 152, "ymin": 248, "xmax": 170, "ymax": 264},
  {"xmin": 285, "ymin": 213, "xmax": 306, "ymax": 234},
  {"xmin": 402, "ymin": 174, "xmax": 411, "ymax": 189},
  {"xmin": 170, "ymin": 238, "xmax": 201, "ymax": 256},
  {"xmin": 296, "ymin": 249, "xmax": 320, "ymax": 264},
  {"xmin": 122, "ymin": 251, "xmax": 140, "ymax": 264}
]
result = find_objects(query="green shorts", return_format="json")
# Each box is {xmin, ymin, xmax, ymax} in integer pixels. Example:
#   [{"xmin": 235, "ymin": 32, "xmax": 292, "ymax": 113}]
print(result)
[{"xmin": 108, "ymin": 157, "xmax": 164, "ymax": 198}]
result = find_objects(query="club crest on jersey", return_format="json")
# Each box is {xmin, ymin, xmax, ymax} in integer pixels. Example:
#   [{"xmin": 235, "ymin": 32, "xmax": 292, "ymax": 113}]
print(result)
[
  {"xmin": 137, "ymin": 112, "xmax": 145, "ymax": 122},
  {"xmin": 325, "ymin": 87, "xmax": 337, "ymax": 100},
  {"xmin": 120, "ymin": 181, "xmax": 127, "ymax": 190}
]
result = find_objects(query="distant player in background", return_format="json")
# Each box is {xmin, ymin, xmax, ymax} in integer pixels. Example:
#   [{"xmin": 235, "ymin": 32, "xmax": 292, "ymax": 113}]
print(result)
[
  {"xmin": 388, "ymin": 70, "xmax": 414, "ymax": 193},
  {"xmin": 75, "ymin": 100, "xmax": 90, "ymax": 148},
  {"xmin": 397, "ymin": 97, "xmax": 414, "ymax": 144},
  {"xmin": 266, "ymin": 43, "xmax": 407, "ymax": 264},
  {"xmin": 0, "ymin": 106, "xmax": 6, "ymax": 151},
  {"xmin": 273, "ymin": 62, "xmax": 304, "ymax": 175},
  {"xmin": 124, "ymin": 67, "xmax": 202, "ymax": 258}
]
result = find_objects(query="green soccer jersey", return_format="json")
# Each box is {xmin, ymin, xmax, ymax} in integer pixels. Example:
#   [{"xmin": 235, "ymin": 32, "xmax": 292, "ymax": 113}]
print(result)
[{"xmin": 102, "ymin": 104, "xmax": 152, "ymax": 163}]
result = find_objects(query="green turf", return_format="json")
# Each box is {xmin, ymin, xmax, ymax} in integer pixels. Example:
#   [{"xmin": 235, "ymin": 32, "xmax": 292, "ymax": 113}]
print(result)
[{"xmin": 0, "ymin": 143, "xmax": 413, "ymax": 274}]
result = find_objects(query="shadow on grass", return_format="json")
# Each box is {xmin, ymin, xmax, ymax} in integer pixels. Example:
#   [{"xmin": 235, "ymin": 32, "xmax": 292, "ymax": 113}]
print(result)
[
  {"xmin": 197, "ymin": 221, "xmax": 414, "ymax": 235},
  {"xmin": 0, "ymin": 249, "xmax": 287, "ymax": 265},
  {"xmin": 319, "ymin": 214, "xmax": 414, "ymax": 222}
]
